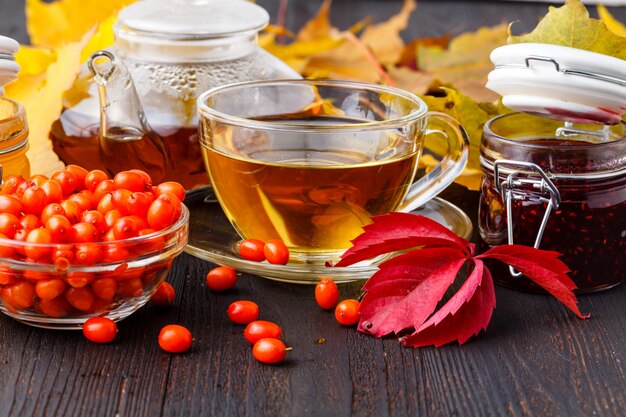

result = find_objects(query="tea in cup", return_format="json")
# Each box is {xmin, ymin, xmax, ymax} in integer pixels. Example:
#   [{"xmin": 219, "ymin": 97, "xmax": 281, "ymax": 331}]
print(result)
[{"xmin": 198, "ymin": 80, "xmax": 468, "ymax": 262}]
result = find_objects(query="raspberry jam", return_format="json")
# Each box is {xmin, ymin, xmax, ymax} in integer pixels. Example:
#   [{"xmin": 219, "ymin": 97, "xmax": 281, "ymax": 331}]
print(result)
[{"xmin": 479, "ymin": 113, "xmax": 626, "ymax": 293}]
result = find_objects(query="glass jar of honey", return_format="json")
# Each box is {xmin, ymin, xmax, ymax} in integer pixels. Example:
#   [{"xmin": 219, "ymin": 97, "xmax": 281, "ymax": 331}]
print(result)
[
  {"xmin": 479, "ymin": 113, "xmax": 625, "ymax": 293},
  {"xmin": 0, "ymin": 34, "xmax": 30, "ymax": 182},
  {"xmin": 0, "ymin": 98, "xmax": 30, "ymax": 180}
]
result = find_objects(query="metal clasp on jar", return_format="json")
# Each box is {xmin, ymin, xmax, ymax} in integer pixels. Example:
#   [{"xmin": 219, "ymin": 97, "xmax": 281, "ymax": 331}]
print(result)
[{"xmin": 493, "ymin": 160, "xmax": 562, "ymax": 277}]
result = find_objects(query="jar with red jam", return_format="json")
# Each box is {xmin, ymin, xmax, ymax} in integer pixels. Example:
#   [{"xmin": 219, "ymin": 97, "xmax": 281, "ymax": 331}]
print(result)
[{"xmin": 479, "ymin": 112, "xmax": 625, "ymax": 293}]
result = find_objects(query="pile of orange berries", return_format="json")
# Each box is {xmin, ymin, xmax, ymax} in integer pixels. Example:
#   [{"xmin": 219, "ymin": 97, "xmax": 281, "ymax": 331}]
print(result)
[{"xmin": 0, "ymin": 166, "xmax": 185, "ymax": 318}]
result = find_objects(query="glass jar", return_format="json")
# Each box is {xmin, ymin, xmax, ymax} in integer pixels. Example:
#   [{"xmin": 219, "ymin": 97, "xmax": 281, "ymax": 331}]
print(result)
[
  {"xmin": 479, "ymin": 113, "xmax": 625, "ymax": 293},
  {"xmin": 0, "ymin": 98, "xmax": 30, "ymax": 181}
]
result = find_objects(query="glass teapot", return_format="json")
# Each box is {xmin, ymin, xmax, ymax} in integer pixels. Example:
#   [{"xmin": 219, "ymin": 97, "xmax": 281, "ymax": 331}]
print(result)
[{"xmin": 50, "ymin": 0, "xmax": 299, "ymax": 189}]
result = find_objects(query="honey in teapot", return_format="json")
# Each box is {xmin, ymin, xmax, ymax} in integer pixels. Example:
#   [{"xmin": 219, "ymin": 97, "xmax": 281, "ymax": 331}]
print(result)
[{"xmin": 50, "ymin": 0, "xmax": 299, "ymax": 189}]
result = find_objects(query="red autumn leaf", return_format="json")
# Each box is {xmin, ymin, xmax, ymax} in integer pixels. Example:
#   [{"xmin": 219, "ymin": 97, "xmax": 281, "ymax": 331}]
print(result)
[
  {"xmin": 478, "ymin": 245, "xmax": 588, "ymax": 319},
  {"xmin": 362, "ymin": 246, "xmax": 467, "ymax": 291},
  {"xmin": 336, "ymin": 213, "xmax": 588, "ymax": 348},
  {"xmin": 403, "ymin": 263, "xmax": 495, "ymax": 347},
  {"xmin": 358, "ymin": 257, "xmax": 467, "ymax": 337},
  {"xmin": 336, "ymin": 212, "xmax": 470, "ymax": 267}
]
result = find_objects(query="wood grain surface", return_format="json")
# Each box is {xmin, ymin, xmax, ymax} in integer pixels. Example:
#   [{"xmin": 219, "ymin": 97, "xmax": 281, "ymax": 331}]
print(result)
[{"xmin": 0, "ymin": 1, "xmax": 625, "ymax": 416}]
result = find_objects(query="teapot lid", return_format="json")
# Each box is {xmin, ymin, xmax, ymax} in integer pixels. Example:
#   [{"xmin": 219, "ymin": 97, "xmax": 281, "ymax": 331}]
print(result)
[
  {"xmin": 0, "ymin": 36, "xmax": 20, "ymax": 96},
  {"xmin": 116, "ymin": 0, "xmax": 269, "ymax": 40},
  {"xmin": 486, "ymin": 43, "xmax": 626, "ymax": 125}
]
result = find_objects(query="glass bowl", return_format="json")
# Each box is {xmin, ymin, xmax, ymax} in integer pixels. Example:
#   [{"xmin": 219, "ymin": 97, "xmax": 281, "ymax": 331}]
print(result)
[{"xmin": 0, "ymin": 205, "xmax": 189, "ymax": 329}]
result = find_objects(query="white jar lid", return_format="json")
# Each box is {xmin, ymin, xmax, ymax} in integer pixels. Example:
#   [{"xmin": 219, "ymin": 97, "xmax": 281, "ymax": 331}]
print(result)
[
  {"xmin": 0, "ymin": 36, "xmax": 20, "ymax": 96},
  {"xmin": 486, "ymin": 43, "xmax": 626, "ymax": 124}
]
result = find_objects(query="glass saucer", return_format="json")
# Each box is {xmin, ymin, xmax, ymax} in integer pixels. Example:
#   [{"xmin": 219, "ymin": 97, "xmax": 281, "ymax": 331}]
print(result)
[{"xmin": 184, "ymin": 187, "xmax": 472, "ymax": 284}]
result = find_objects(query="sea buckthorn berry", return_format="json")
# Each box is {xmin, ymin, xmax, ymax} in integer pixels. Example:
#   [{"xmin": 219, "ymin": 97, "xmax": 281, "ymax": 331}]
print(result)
[
  {"xmin": 114, "ymin": 171, "xmax": 147, "ymax": 192},
  {"xmin": 65, "ymin": 165, "xmax": 88, "ymax": 191},
  {"xmin": 25, "ymin": 228, "xmax": 52, "ymax": 260},
  {"xmin": 244, "ymin": 321, "xmax": 283, "ymax": 345},
  {"xmin": 60, "ymin": 200, "xmax": 81, "ymax": 224},
  {"xmin": 112, "ymin": 217, "xmax": 139, "ymax": 240},
  {"xmin": 39, "ymin": 297, "xmax": 72, "ymax": 318},
  {"xmin": 41, "ymin": 203, "xmax": 67, "ymax": 224},
  {"xmin": 41, "ymin": 179, "xmax": 63, "ymax": 204},
  {"xmin": 85, "ymin": 170, "xmax": 109, "ymax": 192},
  {"xmin": 20, "ymin": 214, "xmax": 41, "ymax": 230},
  {"xmin": 21, "ymin": 186, "xmax": 47, "ymax": 215},
  {"xmin": 91, "ymin": 277, "xmax": 117, "ymax": 302},
  {"xmin": 0, "ymin": 194, "xmax": 22, "ymax": 216},
  {"xmin": 315, "ymin": 279, "xmax": 339, "ymax": 310},
  {"xmin": 0, "ymin": 213, "xmax": 21, "ymax": 238},
  {"xmin": 71, "ymin": 222, "xmax": 99, "ymax": 243},
  {"xmin": 147, "ymin": 197, "xmax": 177, "ymax": 231},
  {"xmin": 93, "ymin": 179, "xmax": 116, "ymax": 202},
  {"xmin": 104, "ymin": 209, "xmax": 122, "ymax": 228},
  {"xmin": 81, "ymin": 210, "xmax": 107, "ymax": 234},
  {"xmin": 158, "ymin": 324, "xmax": 192, "ymax": 353},
  {"xmin": 264, "ymin": 239, "xmax": 289, "ymax": 265},
  {"xmin": 151, "ymin": 282, "xmax": 175, "ymax": 307},
  {"xmin": 0, "ymin": 234, "xmax": 16, "ymax": 258},
  {"xmin": 67, "ymin": 193, "xmax": 93, "ymax": 212},
  {"xmin": 35, "ymin": 279, "xmax": 67, "ymax": 301},
  {"xmin": 65, "ymin": 287, "xmax": 95, "ymax": 311},
  {"xmin": 156, "ymin": 182, "xmax": 186, "ymax": 202},
  {"xmin": 252, "ymin": 338, "xmax": 288, "ymax": 364},
  {"xmin": 2, "ymin": 176, "xmax": 26, "ymax": 194},
  {"xmin": 239, "ymin": 239, "xmax": 266, "ymax": 262},
  {"xmin": 29, "ymin": 174, "xmax": 48, "ymax": 187},
  {"xmin": 129, "ymin": 170, "xmax": 152, "ymax": 187},
  {"xmin": 335, "ymin": 299, "xmax": 360, "ymax": 326},
  {"xmin": 74, "ymin": 244, "xmax": 102, "ymax": 265},
  {"xmin": 111, "ymin": 189, "xmax": 132, "ymax": 214},
  {"xmin": 206, "ymin": 266, "xmax": 237, "ymax": 292},
  {"xmin": 83, "ymin": 317, "xmax": 118, "ymax": 343},
  {"xmin": 227, "ymin": 300, "xmax": 259, "ymax": 324},
  {"xmin": 127, "ymin": 192, "xmax": 152, "ymax": 217},
  {"xmin": 51, "ymin": 170, "xmax": 77, "ymax": 195},
  {"xmin": 2, "ymin": 281, "xmax": 36, "ymax": 309}
]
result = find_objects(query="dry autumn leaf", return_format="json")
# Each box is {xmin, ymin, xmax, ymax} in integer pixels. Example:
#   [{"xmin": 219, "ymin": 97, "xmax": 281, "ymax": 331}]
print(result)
[
  {"xmin": 5, "ymin": 34, "xmax": 91, "ymax": 175},
  {"xmin": 597, "ymin": 5, "xmax": 626, "ymax": 37},
  {"xmin": 360, "ymin": 0, "xmax": 416, "ymax": 65},
  {"xmin": 26, "ymin": 0, "xmax": 135, "ymax": 48},
  {"xmin": 509, "ymin": 0, "xmax": 626, "ymax": 60},
  {"xmin": 418, "ymin": 24, "xmax": 508, "ymax": 103}
]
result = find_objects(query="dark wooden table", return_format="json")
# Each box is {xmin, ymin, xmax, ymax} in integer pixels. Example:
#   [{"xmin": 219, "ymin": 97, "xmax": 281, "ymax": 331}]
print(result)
[{"xmin": 1, "ymin": 1, "xmax": 625, "ymax": 416}]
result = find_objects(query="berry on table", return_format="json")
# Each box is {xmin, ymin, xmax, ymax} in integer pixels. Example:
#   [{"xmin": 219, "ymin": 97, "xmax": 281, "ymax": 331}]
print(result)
[
  {"xmin": 82, "ymin": 317, "xmax": 118, "ymax": 343},
  {"xmin": 252, "ymin": 338, "xmax": 289, "ymax": 364},
  {"xmin": 335, "ymin": 299, "xmax": 360, "ymax": 326},
  {"xmin": 158, "ymin": 324, "xmax": 192, "ymax": 353},
  {"xmin": 206, "ymin": 266, "xmax": 237, "ymax": 292},
  {"xmin": 227, "ymin": 300, "xmax": 259, "ymax": 324}
]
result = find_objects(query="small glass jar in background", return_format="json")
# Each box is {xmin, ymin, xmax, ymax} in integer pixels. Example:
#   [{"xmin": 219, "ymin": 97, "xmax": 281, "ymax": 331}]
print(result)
[
  {"xmin": 479, "ymin": 112, "xmax": 625, "ymax": 293},
  {"xmin": 0, "ymin": 97, "xmax": 30, "ymax": 181}
]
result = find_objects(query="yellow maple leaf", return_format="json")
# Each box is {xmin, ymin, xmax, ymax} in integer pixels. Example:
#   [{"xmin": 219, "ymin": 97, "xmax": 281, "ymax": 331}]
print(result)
[
  {"xmin": 26, "ymin": 0, "xmax": 136, "ymax": 48},
  {"xmin": 297, "ymin": 0, "xmax": 337, "ymax": 41},
  {"xmin": 418, "ymin": 24, "xmax": 508, "ymax": 103},
  {"xmin": 509, "ymin": 0, "xmax": 626, "ymax": 60},
  {"xmin": 597, "ymin": 5, "xmax": 626, "ymax": 37},
  {"xmin": 360, "ymin": 0, "xmax": 416, "ymax": 65},
  {"xmin": 5, "ymin": 33, "xmax": 91, "ymax": 176},
  {"xmin": 420, "ymin": 88, "xmax": 502, "ymax": 190}
]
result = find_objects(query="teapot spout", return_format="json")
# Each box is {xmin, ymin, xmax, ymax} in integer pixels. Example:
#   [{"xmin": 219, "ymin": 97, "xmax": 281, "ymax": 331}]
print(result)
[{"xmin": 88, "ymin": 50, "xmax": 168, "ymax": 180}]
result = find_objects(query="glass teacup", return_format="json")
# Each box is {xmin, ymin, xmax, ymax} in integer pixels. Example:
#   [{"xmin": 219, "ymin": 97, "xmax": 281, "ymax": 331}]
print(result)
[{"xmin": 197, "ymin": 80, "xmax": 468, "ymax": 263}]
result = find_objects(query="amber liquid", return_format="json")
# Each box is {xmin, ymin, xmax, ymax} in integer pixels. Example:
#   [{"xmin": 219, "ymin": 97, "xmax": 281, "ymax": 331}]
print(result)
[
  {"xmin": 50, "ymin": 108, "xmax": 208, "ymax": 189},
  {"xmin": 202, "ymin": 116, "xmax": 420, "ymax": 258}
]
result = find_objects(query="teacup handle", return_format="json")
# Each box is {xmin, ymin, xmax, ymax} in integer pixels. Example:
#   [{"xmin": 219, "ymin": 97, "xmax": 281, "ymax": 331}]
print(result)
[{"xmin": 398, "ymin": 111, "xmax": 469, "ymax": 213}]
